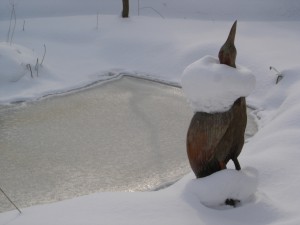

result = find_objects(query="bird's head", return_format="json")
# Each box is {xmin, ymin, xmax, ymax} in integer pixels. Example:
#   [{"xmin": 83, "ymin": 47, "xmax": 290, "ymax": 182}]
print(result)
[{"xmin": 218, "ymin": 20, "xmax": 237, "ymax": 68}]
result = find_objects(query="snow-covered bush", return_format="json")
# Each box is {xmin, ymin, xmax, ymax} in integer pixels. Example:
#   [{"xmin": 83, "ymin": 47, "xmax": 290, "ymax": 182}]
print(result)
[{"xmin": 0, "ymin": 42, "xmax": 39, "ymax": 83}]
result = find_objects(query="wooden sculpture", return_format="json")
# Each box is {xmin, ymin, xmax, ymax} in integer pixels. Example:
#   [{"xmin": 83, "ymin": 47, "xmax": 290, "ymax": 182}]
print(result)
[{"xmin": 186, "ymin": 21, "xmax": 247, "ymax": 178}]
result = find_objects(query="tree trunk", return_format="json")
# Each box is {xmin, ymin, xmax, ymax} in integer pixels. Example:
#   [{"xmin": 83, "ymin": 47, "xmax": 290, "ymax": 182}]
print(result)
[{"xmin": 122, "ymin": 0, "xmax": 129, "ymax": 18}]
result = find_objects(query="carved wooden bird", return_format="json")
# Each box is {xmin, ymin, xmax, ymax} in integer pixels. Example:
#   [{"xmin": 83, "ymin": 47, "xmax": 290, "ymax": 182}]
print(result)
[{"xmin": 186, "ymin": 21, "xmax": 247, "ymax": 178}]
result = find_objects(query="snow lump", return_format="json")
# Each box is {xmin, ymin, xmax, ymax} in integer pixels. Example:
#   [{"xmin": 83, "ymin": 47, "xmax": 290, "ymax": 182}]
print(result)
[
  {"xmin": 0, "ymin": 42, "xmax": 37, "ymax": 83},
  {"xmin": 184, "ymin": 167, "xmax": 259, "ymax": 209},
  {"xmin": 181, "ymin": 55, "xmax": 256, "ymax": 113}
]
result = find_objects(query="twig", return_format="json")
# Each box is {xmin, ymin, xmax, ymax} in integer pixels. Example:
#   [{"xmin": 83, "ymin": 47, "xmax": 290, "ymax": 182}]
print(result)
[
  {"xmin": 26, "ymin": 64, "xmax": 33, "ymax": 78},
  {"xmin": 10, "ymin": 4, "xmax": 16, "ymax": 45},
  {"xmin": 35, "ymin": 58, "xmax": 39, "ymax": 77},
  {"xmin": 40, "ymin": 44, "xmax": 46, "ymax": 66},
  {"xmin": 0, "ymin": 186, "xmax": 22, "ymax": 214},
  {"xmin": 96, "ymin": 12, "xmax": 99, "ymax": 30},
  {"xmin": 270, "ymin": 66, "xmax": 283, "ymax": 84},
  {"xmin": 6, "ymin": 3, "xmax": 14, "ymax": 43},
  {"xmin": 139, "ymin": 7, "xmax": 165, "ymax": 19}
]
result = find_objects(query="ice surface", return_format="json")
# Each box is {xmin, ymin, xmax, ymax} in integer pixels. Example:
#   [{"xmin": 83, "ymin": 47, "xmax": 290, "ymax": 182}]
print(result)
[{"xmin": 0, "ymin": 77, "xmax": 193, "ymax": 212}]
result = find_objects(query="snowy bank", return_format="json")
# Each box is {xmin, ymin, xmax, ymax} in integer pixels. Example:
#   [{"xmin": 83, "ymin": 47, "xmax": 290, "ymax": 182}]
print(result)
[{"xmin": 0, "ymin": 168, "xmax": 262, "ymax": 225}]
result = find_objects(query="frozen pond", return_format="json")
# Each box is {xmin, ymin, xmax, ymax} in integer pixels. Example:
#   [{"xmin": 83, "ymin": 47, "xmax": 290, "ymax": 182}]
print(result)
[{"xmin": 0, "ymin": 77, "xmax": 257, "ymax": 212}]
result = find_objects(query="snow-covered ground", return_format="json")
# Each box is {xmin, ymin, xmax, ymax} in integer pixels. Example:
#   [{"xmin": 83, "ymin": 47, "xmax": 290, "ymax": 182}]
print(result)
[{"xmin": 0, "ymin": 0, "xmax": 300, "ymax": 224}]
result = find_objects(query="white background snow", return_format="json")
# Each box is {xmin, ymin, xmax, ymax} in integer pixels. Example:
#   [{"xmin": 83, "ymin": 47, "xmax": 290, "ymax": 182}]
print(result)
[{"xmin": 0, "ymin": 0, "xmax": 300, "ymax": 224}]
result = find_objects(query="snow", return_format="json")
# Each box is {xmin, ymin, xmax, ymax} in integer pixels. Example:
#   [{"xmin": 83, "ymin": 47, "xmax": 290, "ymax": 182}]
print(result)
[
  {"xmin": 184, "ymin": 167, "xmax": 258, "ymax": 208},
  {"xmin": 0, "ymin": 0, "xmax": 300, "ymax": 225},
  {"xmin": 1, "ymin": 0, "xmax": 300, "ymax": 21},
  {"xmin": 0, "ymin": 43, "xmax": 37, "ymax": 82},
  {"xmin": 181, "ymin": 55, "xmax": 256, "ymax": 112}
]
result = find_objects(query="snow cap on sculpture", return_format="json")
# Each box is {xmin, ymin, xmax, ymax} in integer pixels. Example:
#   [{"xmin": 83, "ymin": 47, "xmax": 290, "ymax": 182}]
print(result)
[
  {"xmin": 181, "ymin": 21, "xmax": 256, "ymax": 113},
  {"xmin": 181, "ymin": 56, "xmax": 255, "ymax": 113}
]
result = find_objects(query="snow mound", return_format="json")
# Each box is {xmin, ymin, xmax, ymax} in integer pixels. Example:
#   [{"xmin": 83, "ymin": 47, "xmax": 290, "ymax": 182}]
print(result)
[
  {"xmin": 184, "ymin": 167, "xmax": 259, "ymax": 209},
  {"xmin": 0, "ymin": 42, "xmax": 37, "ymax": 83},
  {"xmin": 181, "ymin": 55, "xmax": 256, "ymax": 113}
]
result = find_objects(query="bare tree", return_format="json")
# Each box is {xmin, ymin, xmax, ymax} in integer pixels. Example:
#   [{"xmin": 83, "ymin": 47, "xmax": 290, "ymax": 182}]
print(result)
[{"xmin": 122, "ymin": 0, "xmax": 129, "ymax": 18}]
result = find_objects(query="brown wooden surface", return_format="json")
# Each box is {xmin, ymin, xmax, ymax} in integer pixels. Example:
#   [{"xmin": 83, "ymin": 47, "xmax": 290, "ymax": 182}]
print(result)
[{"xmin": 186, "ymin": 21, "xmax": 248, "ymax": 178}]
